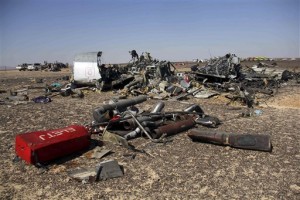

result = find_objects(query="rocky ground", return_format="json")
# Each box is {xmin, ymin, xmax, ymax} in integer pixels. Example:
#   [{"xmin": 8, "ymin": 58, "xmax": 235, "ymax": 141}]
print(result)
[{"xmin": 0, "ymin": 62, "xmax": 299, "ymax": 199}]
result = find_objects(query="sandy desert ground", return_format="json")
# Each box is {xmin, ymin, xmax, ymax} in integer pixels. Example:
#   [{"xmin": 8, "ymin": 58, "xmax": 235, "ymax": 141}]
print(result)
[{"xmin": 0, "ymin": 60, "xmax": 299, "ymax": 199}]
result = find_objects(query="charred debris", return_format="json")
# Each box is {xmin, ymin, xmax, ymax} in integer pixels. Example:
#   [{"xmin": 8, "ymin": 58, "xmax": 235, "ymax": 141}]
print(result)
[{"xmin": 71, "ymin": 51, "xmax": 298, "ymax": 108}]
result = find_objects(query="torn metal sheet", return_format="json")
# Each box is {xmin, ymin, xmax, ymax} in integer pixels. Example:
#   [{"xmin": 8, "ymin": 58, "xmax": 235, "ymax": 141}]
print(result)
[
  {"xmin": 91, "ymin": 147, "xmax": 111, "ymax": 159},
  {"xmin": 194, "ymin": 90, "xmax": 219, "ymax": 99},
  {"xmin": 102, "ymin": 130, "xmax": 129, "ymax": 148},
  {"xmin": 251, "ymin": 65, "xmax": 285, "ymax": 80},
  {"xmin": 68, "ymin": 167, "xmax": 97, "ymax": 183}
]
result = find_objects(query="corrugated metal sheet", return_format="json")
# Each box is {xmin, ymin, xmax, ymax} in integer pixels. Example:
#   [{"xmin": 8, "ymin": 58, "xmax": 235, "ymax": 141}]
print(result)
[{"xmin": 74, "ymin": 52, "xmax": 102, "ymax": 62}]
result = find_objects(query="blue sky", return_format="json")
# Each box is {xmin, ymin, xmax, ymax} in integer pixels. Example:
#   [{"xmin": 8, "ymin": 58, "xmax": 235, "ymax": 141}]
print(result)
[{"xmin": 0, "ymin": 0, "xmax": 299, "ymax": 67}]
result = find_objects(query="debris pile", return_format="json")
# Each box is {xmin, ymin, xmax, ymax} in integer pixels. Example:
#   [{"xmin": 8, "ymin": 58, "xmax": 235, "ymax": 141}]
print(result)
[
  {"xmin": 12, "ymin": 92, "xmax": 273, "ymax": 184},
  {"xmin": 70, "ymin": 51, "xmax": 299, "ymax": 108},
  {"xmin": 89, "ymin": 95, "xmax": 220, "ymax": 144},
  {"xmin": 193, "ymin": 53, "xmax": 241, "ymax": 80},
  {"xmin": 191, "ymin": 53, "xmax": 299, "ymax": 108}
]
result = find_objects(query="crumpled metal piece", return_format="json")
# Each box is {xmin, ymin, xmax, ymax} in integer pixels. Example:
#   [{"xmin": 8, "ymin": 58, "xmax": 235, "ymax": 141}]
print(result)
[
  {"xmin": 194, "ymin": 89, "xmax": 219, "ymax": 99},
  {"xmin": 102, "ymin": 130, "xmax": 129, "ymax": 148}
]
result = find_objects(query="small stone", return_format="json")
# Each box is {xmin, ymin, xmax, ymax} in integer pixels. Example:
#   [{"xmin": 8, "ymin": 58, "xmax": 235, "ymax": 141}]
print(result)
[
  {"xmin": 290, "ymin": 184, "xmax": 300, "ymax": 193},
  {"xmin": 224, "ymin": 146, "xmax": 231, "ymax": 151}
]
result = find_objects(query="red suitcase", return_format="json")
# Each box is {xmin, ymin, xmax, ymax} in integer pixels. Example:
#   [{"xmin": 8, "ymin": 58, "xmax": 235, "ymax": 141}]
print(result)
[{"xmin": 15, "ymin": 125, "xmax": 90, "ymax": 165}]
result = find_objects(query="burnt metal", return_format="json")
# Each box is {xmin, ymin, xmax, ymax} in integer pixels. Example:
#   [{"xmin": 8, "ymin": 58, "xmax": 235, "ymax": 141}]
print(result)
[
  {"xmin": 141, "ymin": 120, "xmax": 163, "ymax": 128},
  {"xmin": 190, "ymin": 53, "xmax": 291, "ymax": 107},
  {"xmin": 193, "ymin": 53, "xmax": 241, "ymax": 82},
  {"xmin": 122, "ymin": 102, "xmax": 165, "ymax": 130},
  {"xmin": 151, "ymin": 101, "xmax": 165, "ymax": 113},
  {"xmin": 91, "ymin": 111, "xmax": 206, "ymax": 128},
  {"xmin": 124, "ymin": 78, "xmax": 144, "ymax": 90},
  {"xmin": 124, "ymin": 111, "xmax": 166, "ymax": 143},
  {"xmin": 95, "ymin": 62, "xmax": 135, "ymax": 91},
  {"xmin": 124, "ymin": 128, "xmax": 141, "ymax": 140},
  {"xmin": 123, "ymin": 116, "xmax": 164, "ymax": 130},
  {"xmin": 122, "ymin": 116, "xmax": 155, "ymax": 130},
  {"xmin": 188, "ymin": 129, "xmax": 272, "ymax": 152},
  {"xmin": 195, "ymin": 116, "xmax": 220, "ymax": 127},
  {"xmin": 152, "ymin": 118, "xmax": 195, "ymax": 139},
  {"xmin": 126, "ymin": 57, "xmax": 175, "ymax": 80},
  {"xmin": 93, "ymin": 95, "xmax": 147, "ymax": 123},
  {"xmin": 171, "ymin": 88, "xmax": 201, "ymax": 101},
  {"xmin": 184, "ymin": 104, "xmax": 204, "ymax": 114}
]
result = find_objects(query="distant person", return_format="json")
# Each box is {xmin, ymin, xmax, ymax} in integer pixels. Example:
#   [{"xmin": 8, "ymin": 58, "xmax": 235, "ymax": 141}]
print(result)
[
  {"xmin": 144, "ymin": 52, "xmax": 152, "ymax": 62},
  {"xmin": 97, "ymin": 51, "xmax": 102, "ymax": 67},
  {"xmin": 129, "ymin": 50, "xmax": 139, "ymax": 62},
  {"xmin": 139, "ymin": 53, "xmax": 145, "ymax": 62}
]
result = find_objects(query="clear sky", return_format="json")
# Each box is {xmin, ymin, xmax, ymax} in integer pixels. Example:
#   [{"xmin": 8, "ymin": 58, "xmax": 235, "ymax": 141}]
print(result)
[{"xmin": 0, "ymin": 0, "xmax": 299, "ymax": 67}]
